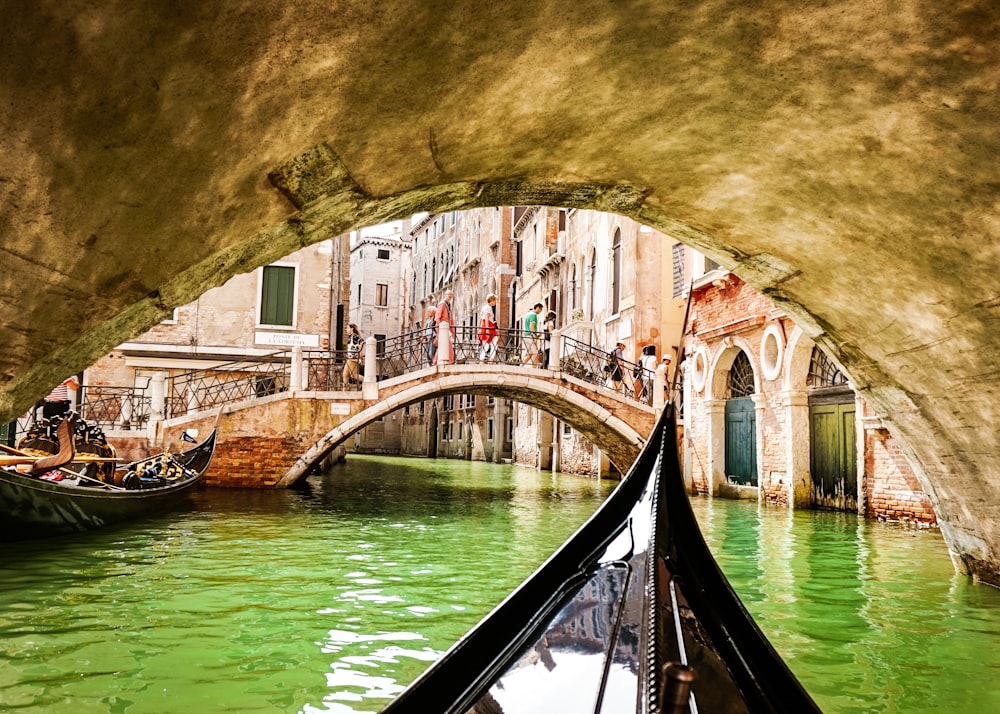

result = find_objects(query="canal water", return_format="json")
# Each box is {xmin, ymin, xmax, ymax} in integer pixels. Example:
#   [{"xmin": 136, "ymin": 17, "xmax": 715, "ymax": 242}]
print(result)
[{"xmin": 0, "ymin": 455, "xmax": 998, "ymax": 713}]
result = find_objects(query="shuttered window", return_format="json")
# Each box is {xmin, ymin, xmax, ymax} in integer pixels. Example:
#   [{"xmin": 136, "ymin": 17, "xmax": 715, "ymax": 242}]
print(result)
[{"xmin": 259, "ymin": 265, "xmax": 295, "ymax": 326}]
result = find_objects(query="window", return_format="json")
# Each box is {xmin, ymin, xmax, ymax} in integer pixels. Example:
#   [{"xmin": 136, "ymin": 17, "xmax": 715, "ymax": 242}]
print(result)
[
  {"xmin": 588, "ymin": 250, "xmax": 597, "ymax": 319},
  {"xmin": 376, "ymin": 284, "xmax": 389, "ymax": 307},
  {"xmin": 161, "ymin": 307, "xmax": 180, "ymax": 325},
  {"xmin": 488, "ymin": 418, "xmax": 494, "ymax": 440},
  {"xmin": 728, "ymin": 351, "xmax": 756, "ymax": 398},
  {"xmin": 259, "ymin": 264, "xmax": 296, "ymax": 327},
  {"xmin": 808, "ymin": 347, "xmax": 848, "ymax": 388},
  {"xmin": 672, "ymin": 243, "xmax": 685, "ymax": 298},
  {"xmin": 563, "ymin": 421, "xmax": 572, "ymax": 435},
  {"xmin": 611, "ymin": 228, "xmax": 622, "ymax": 314},
  {"xmin": 377, "ymin": 248, "xmax": 390, "ymax": 260}
]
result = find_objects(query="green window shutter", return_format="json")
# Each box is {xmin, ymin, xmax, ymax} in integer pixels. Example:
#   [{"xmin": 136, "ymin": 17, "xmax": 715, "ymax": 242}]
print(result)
[{"xmin": 260, "ymin": 265, "xmax": 295, "ymax": 326}]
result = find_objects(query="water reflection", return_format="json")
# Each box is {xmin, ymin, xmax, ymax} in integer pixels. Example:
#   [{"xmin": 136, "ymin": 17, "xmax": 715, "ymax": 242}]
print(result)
[{"xmin": 690, "ymin": 497, "xmax": 1000, "ymax": 714}]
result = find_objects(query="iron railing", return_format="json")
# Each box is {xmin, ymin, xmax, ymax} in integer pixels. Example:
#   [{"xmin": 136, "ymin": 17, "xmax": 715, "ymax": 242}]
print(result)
[
  {"xmin": 166, "ymin": 352, "xmax": 291, "ymax": 417},
  {"xmin": 56, "ymin": 330, "xmax": 657, "ymax": 432},
  {"xmin": 560, "ymin": 335, "xmax": 644, "ymax": 399},
  {"xmin": 302, "ymin": 349, "xmax": 363, "ymax": 391},
  {"xmin": 79, "ymin": 385, "xmax": 152, "ymax": 429}
]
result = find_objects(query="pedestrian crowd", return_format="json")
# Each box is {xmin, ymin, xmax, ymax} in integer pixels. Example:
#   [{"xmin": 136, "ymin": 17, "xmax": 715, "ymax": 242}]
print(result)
[{"xmin": 347, "ymin": 287, "xmax": 673, "ymax": 405}]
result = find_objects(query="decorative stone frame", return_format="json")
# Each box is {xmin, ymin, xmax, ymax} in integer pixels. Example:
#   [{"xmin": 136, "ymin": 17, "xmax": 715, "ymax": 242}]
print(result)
[{"xmin": 760, "ymin": 324, "xmax": 784, "ymax": 382}]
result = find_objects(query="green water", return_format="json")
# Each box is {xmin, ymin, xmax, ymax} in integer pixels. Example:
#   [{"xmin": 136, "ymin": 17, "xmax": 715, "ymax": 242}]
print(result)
[
  {"xmin": 0, "ymin": 456, "xmax": 613, "ymax": 713},
  {"xmin": 690, "ymin": 496, "xmax": 1000, "ymax": 714},
  {"xmin": 1, "ymin": 457, "xmax": 999, "ymax": 713}
]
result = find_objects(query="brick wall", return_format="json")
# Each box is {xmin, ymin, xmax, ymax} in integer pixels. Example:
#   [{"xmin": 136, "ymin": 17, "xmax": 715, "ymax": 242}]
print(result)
[
  {"xmin": 865, "ymin": 427, "xmax": 938, "ymax": 526},
  {"xmin": 683, "ymin": 274, "xmax": 936, "ymax": 524}
]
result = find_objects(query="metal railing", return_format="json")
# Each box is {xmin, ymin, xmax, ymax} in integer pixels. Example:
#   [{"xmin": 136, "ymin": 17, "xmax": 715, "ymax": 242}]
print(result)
[
  {"xmin": 79, "ymin": 385, "xmax": 152, "ymax": 429},
  {"xmin": 302, "ymin": 349, "xmax": 363, "ymax": 391},
  {"xmin": 62, "ymin": 326, "xmax": 658, "ymax": 431},
  {"xmin": 560, "ymin": 335, "xmax": 644, "ymax": 399},
  {"xmin": 166, "ymin": 352, "xmax": 291, "ymax": 417}
]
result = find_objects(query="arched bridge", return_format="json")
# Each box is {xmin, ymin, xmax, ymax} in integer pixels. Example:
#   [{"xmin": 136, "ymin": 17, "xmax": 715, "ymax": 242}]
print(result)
[{"xmin": 119, "ymin": 326, "xmax": 661, "ymax": 488}]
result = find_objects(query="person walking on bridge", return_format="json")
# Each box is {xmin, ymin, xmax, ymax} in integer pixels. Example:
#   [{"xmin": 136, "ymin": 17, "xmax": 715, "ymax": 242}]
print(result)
[
  {"xmin": 433, "ymin": 289, "xmax": 455, "ymax": 365},
  {"xmin": 541, "ymin": 310, "xmax": 557, "ymax": 369},
  {"xmin": 522, "ymin": 303, "xmax": 543, "ymax": 366},
  {"xmin": 343, "ymin": 324, "xmax": 364, "ymax": 385},
  {"xmin": 424, "ymin": 306, "xmax": 437, "ymax": 365},
  {"xmin": 478, "ymin": 294, "xmax": 498, "ymax": 362}
]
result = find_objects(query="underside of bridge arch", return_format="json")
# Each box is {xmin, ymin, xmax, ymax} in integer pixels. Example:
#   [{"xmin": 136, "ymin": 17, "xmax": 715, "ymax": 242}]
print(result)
[
  {"xmin": 3, "ymin": 1, "xmax": 1000, "ymax": 582},
  {"xmin": 279, "ymin": 374, "xmax": 653, "ymax": 488}
]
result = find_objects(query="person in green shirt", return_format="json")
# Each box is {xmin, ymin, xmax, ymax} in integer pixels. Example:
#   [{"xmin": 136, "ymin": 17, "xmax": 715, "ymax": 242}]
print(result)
[{"xmin": 522, "ymin": 303, "xmax": 543, "ymax": 366}]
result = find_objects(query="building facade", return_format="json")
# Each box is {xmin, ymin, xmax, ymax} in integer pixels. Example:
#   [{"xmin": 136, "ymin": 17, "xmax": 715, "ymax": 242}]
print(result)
[{"xmin": 679, "ymin": 268, "xmax": 936, "ymax": 526}]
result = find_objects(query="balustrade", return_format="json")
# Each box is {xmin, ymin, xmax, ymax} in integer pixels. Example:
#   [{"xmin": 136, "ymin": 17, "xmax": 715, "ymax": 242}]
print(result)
[{"xmin": 31, "ymin": 328, "xmax": 659, "ymax": 440}]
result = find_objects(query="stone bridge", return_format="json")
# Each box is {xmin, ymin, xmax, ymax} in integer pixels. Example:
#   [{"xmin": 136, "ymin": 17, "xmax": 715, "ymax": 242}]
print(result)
[
  {"xmin": 157, "ymin": 360, "xmax": 657, "ymax": 488},
  {"xmin": 5, "ymin": 1, "xmax": 1000, "ymax": 582}
]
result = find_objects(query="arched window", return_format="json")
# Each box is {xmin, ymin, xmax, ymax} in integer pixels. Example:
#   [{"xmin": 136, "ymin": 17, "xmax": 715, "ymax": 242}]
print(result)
[
  {"xmin": 727, "ymin": 351, "xmax": 755, "ymax": 398},
  {"xmin": 431, "ymin": 258, "xmax": 437, "ymax": 288},
  {"xmin": 808, "ymin": 347, "xmax": 848, "ymax": 388},
  {"xmin": 611, "ymin": 228, "xmax": 622, "ymax": 314},
  {"xmin": 570, "ymin": 263, "xmax": 578, "ymax": 311},
  {"xmin": 588, "ymin": 249, "xmax": 597, "ymax": 319}
]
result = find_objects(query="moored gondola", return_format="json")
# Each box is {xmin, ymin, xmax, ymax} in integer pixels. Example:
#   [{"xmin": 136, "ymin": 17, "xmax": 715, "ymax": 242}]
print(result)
[
  {"xmin": 382, "ymin": 406, "xmax": 822, "ymax": 713},
  {"xmin": 0, "ymin": 413, "xmax": 217, "ymax": 540}
]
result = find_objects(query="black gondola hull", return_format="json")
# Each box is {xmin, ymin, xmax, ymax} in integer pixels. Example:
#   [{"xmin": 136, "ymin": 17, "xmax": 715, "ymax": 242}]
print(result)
[
  {"xmin": 383, "ymin": 409, "xmax": 822, "ymax": 713},
  {"xmin": 0, "ymin": 430, "xmax": 216, "ymax": 540}
]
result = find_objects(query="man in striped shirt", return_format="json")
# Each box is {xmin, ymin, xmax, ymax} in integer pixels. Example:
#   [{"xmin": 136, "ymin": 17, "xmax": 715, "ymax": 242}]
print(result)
[{"xmin": 41, "ymin": 376, "xmax": 79, "ymax": 419}]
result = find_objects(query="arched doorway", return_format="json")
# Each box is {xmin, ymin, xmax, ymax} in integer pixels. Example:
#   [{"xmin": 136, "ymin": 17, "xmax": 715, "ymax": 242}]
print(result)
[
  {"xmin": 807, "ymin": 347, "xmax": 857, "ymax": 511},
  {"xmin": 725, "ymin": 350, "xmax": 757, "ymax": 486}
]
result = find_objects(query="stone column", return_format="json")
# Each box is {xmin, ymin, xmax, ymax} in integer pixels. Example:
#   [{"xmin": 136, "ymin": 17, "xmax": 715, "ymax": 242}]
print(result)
[
  {"xmin": 549, "ymin": 329, "xmax": 561, "ymax": 371},
  {"xmin": 706, "ymin": 399, "xmax": 726, "ymax": 496},
  {"xmin": 753, "ymin": 393, "xmax": 767, "ymax": 503},
  {"xmin": 147, "ymin": 371, "xmax": 167, "ymax": 442},
  {"xmin": 290, "ymin": 346, "xmax": 303, "ymax": 392},
  {"xmin": 654, "ymin": 363, "xmax": 667, "ymax": 415},
  {"xmin": 854, "ymin": 388, "xmax": 868, "ymax": 517},
  {"xmin": 437, "ymin": 321, "xmax": 452, "ymax": 366},
  {"xmin": 362, "ymin": 336, "xmax": 379, "ymax": 400},
  {"xmin": 781, "ymin": 388, "xmax": 812, "ymax": 508}
]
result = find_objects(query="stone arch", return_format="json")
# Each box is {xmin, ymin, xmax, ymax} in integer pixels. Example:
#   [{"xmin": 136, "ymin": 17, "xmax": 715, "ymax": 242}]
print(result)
[
  {"xmin": 783, "ymin": 325, "xmax": 816, "ymax": 393},
  {"xmin": 707, "ymin": 336, "xmax": 760, "ymax": 401},
  {"xmin": 278, "ymin": 372, "xmax": 650, "ymax": 487}
]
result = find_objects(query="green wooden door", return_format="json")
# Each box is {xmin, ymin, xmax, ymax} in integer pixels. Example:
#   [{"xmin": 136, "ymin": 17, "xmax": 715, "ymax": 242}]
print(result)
[
  {"xmin": 809, "ymin": 403, "xmax": 858, "ymax": 510},
  {"xmin": 725, "ymin": 396, "xmax": 757, "ymax": 486}
]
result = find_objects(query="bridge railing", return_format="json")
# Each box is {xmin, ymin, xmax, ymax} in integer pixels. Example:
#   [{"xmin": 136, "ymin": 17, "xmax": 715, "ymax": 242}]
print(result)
[
  {"xmin": 378, "ymin": 330, "xmax": 432, "ymax": 378},
  {"xmin": 166, "ymin": 352, "xmax": 291, "ymax": 417},
  {"xmin": 560, "ymin": 335, "xmax": 643, "ymax": 399},
  {"xmin": 67, "ymin": 326, "xmax": 658, "ymax": 431},
  {"xmin": 301, "ymin": 349, "xmax": 363, "ymax": 391}
]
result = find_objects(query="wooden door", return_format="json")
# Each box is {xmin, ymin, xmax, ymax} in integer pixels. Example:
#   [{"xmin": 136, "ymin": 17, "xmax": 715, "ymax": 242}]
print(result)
[
  {"xmin": 809, "ymin": 403, "xmax": 857, "ymax": 510},
  {"xmin": 725, "ymin": 396, "xmax": 757, "ymax": 486}
]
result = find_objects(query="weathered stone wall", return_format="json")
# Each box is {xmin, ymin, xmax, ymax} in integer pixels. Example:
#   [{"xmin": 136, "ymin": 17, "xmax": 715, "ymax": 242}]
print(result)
[{"xmin": 683, "ymin": 275, "xmax": 934, "ymax": 524}]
